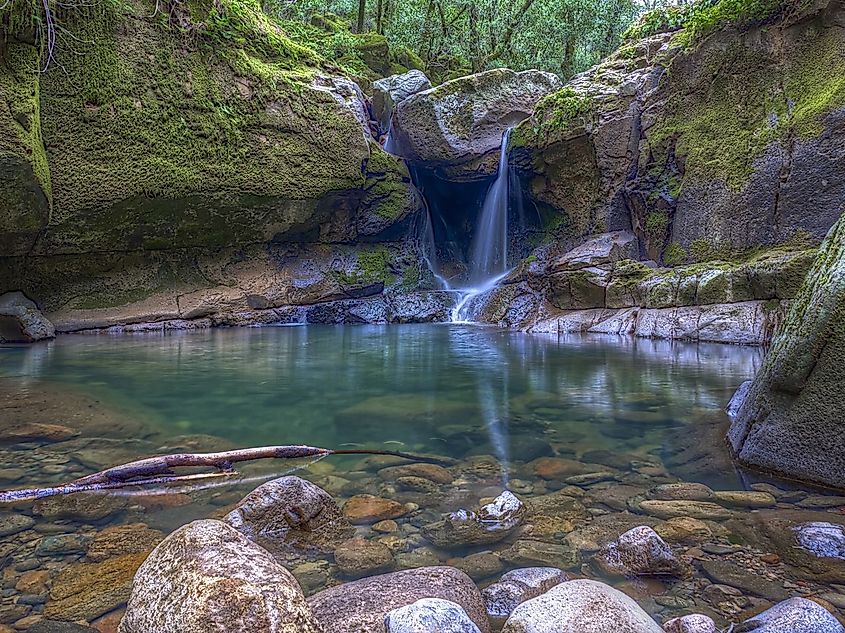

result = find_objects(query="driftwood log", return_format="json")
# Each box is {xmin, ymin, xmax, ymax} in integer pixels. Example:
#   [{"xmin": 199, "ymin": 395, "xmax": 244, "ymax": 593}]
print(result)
[{"xmin": 0, "ymin": 444, "xmax": 452, "ymax": 504}]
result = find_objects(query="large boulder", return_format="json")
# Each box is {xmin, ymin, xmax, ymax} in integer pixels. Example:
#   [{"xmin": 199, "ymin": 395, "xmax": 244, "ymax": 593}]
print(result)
[
  {"xmin": 390, "ymin": 69, "xmax": 561, "ymax": 167},
  {"xmin": 511, "ymin": 3, "xmax": 845, "ymax": 255},
  {"xmin": 307, "ymin": 566, "xmax": 491, "ymax": 633},
  {"xmin": 481, "ymin": 568, "xmax": 569, "ymax": 625},
  {"xmin": 729, "ymin": 215, "xmax": 845, "ymax": 488},
  {"xmin": 739, "ymin": 597, "xmax": 844, "ymax": 633},
  {"xmin": 500, "ymin": 579, "xmax": 663, "ymax": 633},
  {"xmin": 118, "ymin": 520, "xmax": 323, "ymax": 633},
  {"xmin": 224, "ymin": 476, "xmax": 354, "ymax": 554},
  {"xmin": 373, "ymin": 70, "xmax": 433, "ymax": 133},
  {"xmin": 0, "ymin": 0, "xmax": 426, "ymax": 332},
  {"xmin": 0, "ymin": 292, "xmax": 55, "ymax": 342}
]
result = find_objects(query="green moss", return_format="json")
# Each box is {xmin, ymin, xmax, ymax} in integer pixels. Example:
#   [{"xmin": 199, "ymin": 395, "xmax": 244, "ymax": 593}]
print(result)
[
  {"xmin": 645, "ymin": 211, "xmax": 669, "ymax": 238},
  {"xmin": 0, "ymin": 39, "xmax": 51, "ymax": 201},
  {"xmin": 647, "ymin": 25, "xmax": 845, "ymax": 192},
  {"xmin": 26, "ymin": 0, "xmax": 370, "ymax": 253},
  {"xmin": 355, "ymin": 246, "xmax": 395, "ymax": 284},
  {"xmin": 515, "ymin": 87, "xmax": 593, "ymax": 147},
  {"xmin": 663, "ymin": 242, "xmax": 688, "ymax": 267}
]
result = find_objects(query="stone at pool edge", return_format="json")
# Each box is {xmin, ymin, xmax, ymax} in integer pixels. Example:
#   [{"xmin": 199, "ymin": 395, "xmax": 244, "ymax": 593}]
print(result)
[
  {"xmin": 594, "ymin": 526, "xmax": 689, "ymax": 578},
  {"xmin": 482, "ymin": 567, "xmax": 569, "ymax": 625},
  {"xmin": 224, "ymin": 475, "xmax": 354, "ymax": 552},
  {"xmin": 662, "ymin": 614, "xmax": 717, "ymax": 633},
  {"xmin": 500, "ymin": 579, "xmax": 663, "ymax": 633},
  {"xmin": 742, "ymin": 597, "xmax": 845, "ymax": 633},
  {"xmin": 385, "ymin": 598, "xmax": 481, "ymax": 633},
  {"xmin": 307, "ymin": 566, "xmax": 491, "ymax": 633},
  {"xmin": 334, "ymin": 537, "xmax": 395, "ymax": 578},
  {"xmin": 118, "ymin": 519, "xmax": 322, "ymax": 633},
  {"xmin": 0, "ymin": 291, "xmax": 55, "ymax": 343}
]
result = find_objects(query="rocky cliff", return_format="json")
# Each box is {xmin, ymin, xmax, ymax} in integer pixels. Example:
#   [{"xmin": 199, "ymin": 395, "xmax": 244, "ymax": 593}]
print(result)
[
  {"xmin": 511, "ymin": 0, "xmax": 845, "ymax": 256},
  {"xmin": 728, "ymin": 214, "xmax": 845, "ymax": 488},
  {"xmin": 0, "ymin": 0, "xmax": 442, "ymax": 331}
]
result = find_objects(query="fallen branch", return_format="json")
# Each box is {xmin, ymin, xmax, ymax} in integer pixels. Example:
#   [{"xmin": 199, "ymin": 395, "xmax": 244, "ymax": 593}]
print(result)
[{"xmin": 0, "ymin": 445, "xmax": 452, "ymax": 504}]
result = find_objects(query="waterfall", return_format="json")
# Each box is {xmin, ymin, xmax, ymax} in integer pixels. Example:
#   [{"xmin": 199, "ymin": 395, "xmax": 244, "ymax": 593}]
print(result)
[{"xmin": 452, "ymin": 128, "xmax": 514, "ymax": 322}]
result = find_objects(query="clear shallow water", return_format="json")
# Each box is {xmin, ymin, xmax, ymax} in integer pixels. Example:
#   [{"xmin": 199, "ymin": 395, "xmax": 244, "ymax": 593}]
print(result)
[
  {"xmin": 6, "ymin": 325, "xmax": 845, "ymax": 628},
  {"xmin": 2, "ymin": 325, "xmax": 762, "ymax": 489}
]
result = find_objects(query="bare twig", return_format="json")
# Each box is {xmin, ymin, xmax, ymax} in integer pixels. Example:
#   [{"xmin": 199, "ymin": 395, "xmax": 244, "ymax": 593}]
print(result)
[{"xmin": 0, "ymin": 444, "xmax": 452, "ymax": 503}]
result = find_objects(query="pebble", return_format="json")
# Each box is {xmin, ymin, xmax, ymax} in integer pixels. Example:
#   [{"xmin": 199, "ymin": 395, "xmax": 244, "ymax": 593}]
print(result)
[
  {"xmin": 0, "ymin": 515, "xmax": 35, "ymax": 538},
  {"xmin": 373, "ymin": 520, "xmax": 400, "ymax": 534}
]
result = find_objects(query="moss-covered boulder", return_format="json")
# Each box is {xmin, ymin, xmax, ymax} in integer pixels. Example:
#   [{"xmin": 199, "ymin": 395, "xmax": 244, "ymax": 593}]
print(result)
[
  {"xmin": 0, "ymin": 0, "xmax": 428, "ymax": 327},
  {"xmin": 390, "ymin": 68, "xmax": 561, "ymax": 175},
  {"xmin": 728, "ymin": 213, "xmax": 845, "ymax": 488},
  {"xmin": 513, "ymin": 0, "xmax": 845, "ymax": 253}
]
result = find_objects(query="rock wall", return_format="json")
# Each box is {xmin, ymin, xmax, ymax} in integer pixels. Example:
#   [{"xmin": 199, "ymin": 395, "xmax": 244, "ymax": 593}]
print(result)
[
  {"xmin": 511, "ymin": 0, "xmax": 845, "ymax": 257},
  {"xmin": 728, "ymin": 214, "xmax": 845, "ymax": 488},
  {"xmin": 0, "ymin": 0, "xmax": 433, "ymax": 330}
]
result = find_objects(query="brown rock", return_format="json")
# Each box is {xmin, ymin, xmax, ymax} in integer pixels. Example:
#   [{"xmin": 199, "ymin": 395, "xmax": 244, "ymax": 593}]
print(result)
[
  {"xmin": 118, "ymin": 520, "xmax": 322, "ymax": 632},
  {"xmin": 308, "ymin": 566, "xmax": 491, "ymax": 633},
  {"xmin": 0, "ymin": 422, "xmax": 78, "ymax": 444},
  {"xmin": 87, "ymin": 524, "xmax": 164, "ymax": 562},
  {"xmin": 91, "ymin": 608, "xmax": 124, "ymax": 633},
  {"xmin": 530, "ymin": 457, "xmax": 597, "ymax": 480},
  {"xmin": 378, "ymin": 464, "xmax": 454, "ymax": 484},
  {"xmin": 334, "ymin": 538, "xmax": 395, "ymax": 578},
  {"xmin": 15, "ymin": 570, "xmax": 49, "ymax": 595},
  {"xmin": 373, "ymin": 520, "xmax": 399, "ymax": 533},
  {"xmin": 33, "ymin": 493, "xmax": 127, "ymax": 522},
  {"xmin": 44, "ymin": 553, "xmax": 148, "ymax": 621},
  {"xmin": 343, "ymin": 494, "xmax": 406, "ymax": 524}
]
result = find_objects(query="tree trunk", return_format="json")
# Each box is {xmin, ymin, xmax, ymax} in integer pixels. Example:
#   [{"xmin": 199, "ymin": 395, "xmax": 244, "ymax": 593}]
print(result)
[{"xmin": 356, "ymin": 0, "xmax": 366, "ymax": 33}]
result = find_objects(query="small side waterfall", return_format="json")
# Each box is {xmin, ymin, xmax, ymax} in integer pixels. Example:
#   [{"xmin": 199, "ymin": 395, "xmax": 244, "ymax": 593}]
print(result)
[{"xmin": 452, "ymin": 128, "xmax": 514, "ymax": 321}]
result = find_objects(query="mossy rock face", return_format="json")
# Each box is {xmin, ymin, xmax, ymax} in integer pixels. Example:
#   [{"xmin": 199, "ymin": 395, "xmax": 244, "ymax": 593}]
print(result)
[
  {"xmin": 0, "ymin": 39, "xmax": 50, "ymax": 255},
  {"xmin": 729, "ymin": 214, "xmax": 845, "ymax": 488},
  {"xmin": 517, "ymin": 3, "xmax": 845, "ymax": 252}
]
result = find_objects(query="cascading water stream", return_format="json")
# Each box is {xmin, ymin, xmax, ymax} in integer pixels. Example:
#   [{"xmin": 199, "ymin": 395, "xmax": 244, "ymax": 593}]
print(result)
[{"xmin": 452, "ymin": 128, "xmax": 514, "ymax": 322}]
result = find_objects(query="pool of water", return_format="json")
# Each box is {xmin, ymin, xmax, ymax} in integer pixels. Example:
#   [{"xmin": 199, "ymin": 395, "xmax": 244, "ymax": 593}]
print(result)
[
  {"xmin": 3, "ymin": 325, "xmax": 760, "ymax": 488},
  {"xmin": 4, "ymin": 325, "xmax": 845, "ymax": 628}
]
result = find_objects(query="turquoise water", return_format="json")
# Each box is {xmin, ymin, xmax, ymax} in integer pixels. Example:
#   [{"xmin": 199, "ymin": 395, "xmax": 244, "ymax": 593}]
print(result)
[{"xmin": 1, "ymin": 325, "xmax": 762, "ymax": 488}]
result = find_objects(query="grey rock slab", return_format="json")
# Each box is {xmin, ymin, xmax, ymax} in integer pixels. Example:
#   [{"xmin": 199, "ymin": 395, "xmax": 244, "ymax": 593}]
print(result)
[
  {"xmin": 741, "ymin": 597, "xmax": 844, "ymax": 633},
  {"xmin": 500, "ymin": 579, "xmax": 664, "ymax": 633},
  {"xmin": 308, "ymin": 566, "xmax": 491, "ymax": 633},
  {"xmin": 385, "ymin": 598, "xmax": 481, "ymax": 633}
]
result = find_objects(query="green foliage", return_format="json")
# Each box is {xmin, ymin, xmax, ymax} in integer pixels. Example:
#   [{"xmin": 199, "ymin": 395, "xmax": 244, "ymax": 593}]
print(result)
[
  {"xmin": 663, "ymin": 242, "xmax": 688, "ymax": 266},
  {"xmin": 624, "ymin": 0, "xmax": 808, "ymax": 46},
  {"xmin": 622, "ymin": 6, "xmax": 687, "ymax": 40}
]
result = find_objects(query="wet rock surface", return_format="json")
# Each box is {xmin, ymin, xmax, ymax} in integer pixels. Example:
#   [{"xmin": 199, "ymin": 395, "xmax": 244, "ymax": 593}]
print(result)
[
  {"xmin": 422, "ymin": 492, "xmax": 526, "ymax": 549},
  {"xmin": 224, "ymin": 475, "xmax": 354, "ymax": 553},
  {"xmin": 119, "ymin": 520, "xmax": 322, "ymax": 633}
]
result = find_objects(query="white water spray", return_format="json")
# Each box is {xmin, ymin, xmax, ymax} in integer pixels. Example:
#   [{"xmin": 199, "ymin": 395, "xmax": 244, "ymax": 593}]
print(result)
[{"xmin": 452, "ymin": 128, "xmax": 514, "ymax": 321}]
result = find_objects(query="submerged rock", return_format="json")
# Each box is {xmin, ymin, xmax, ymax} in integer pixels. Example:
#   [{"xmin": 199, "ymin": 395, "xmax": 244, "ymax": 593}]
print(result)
[
  {"xmin": 307, "ymin": 566, "xmax": 491, "ymax": 633},
  {"xmin": 343, "ymin": 494, "xmax": 408, "ymax": 524},
  {"xmin": 334, "ymin": 537, "xmax": 395, "ymax": 578},
  {"xmin": 385, "ymin": 598, "xmax": 481, "ymax": 633},
  {"xmin": 500, "ymin": 579, "xmax": 663, "ymax": 633},
  {"xmin": 740, "ymin": 597, "xmax": 844, "ymax": 633},
  {"xmin": 422, "ymin": 491, "xmax": 526, "ymax": 549},
  {"xmin": 224, "ymin": 475, "xmax": 353, "ymax": 553},
  {"xmin": 119, "ymin": 520, "xmax": 322, "ymax": 633},
  {"xmin": 595, "ymin": 526, "xmax": 687, "ymax": 577},
  {"xmin": 482, "ymin": 567, "xmax": 569, "ymax": 624},
  {"xmin": 0, "ymin": 292, "xmax": 55, "ymax": 343}
]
